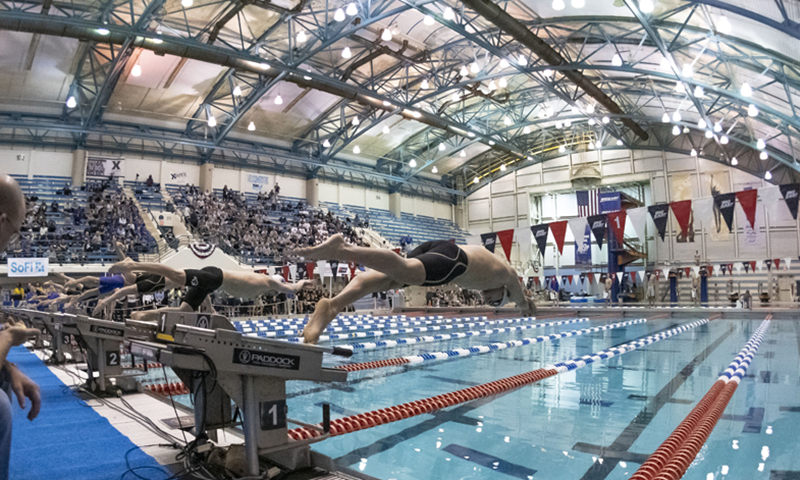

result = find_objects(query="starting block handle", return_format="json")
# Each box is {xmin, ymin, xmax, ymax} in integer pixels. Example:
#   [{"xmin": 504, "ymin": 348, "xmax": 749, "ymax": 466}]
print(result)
[{"xmin": 329, "ymin": 346, "xmax": 354, "ymax": 358}]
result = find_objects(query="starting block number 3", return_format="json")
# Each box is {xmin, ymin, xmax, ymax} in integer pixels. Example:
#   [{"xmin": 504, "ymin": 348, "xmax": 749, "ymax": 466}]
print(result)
[{"xmin": 260, "ymin": 400, "xmax": 287, "ymax": 430}]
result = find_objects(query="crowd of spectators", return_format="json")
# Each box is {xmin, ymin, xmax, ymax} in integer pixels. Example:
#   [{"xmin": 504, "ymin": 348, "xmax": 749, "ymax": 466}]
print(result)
[
  {"xmin": 1, "ymin": 179, "xmax": 156, "ymax": 263},
  {"xmin": 172, "ymin": 183, "xmax": 368, "ymax": 264},
  {"xmin": 425, "ymin": 287, "xmax": 484, "ymax": 307}
]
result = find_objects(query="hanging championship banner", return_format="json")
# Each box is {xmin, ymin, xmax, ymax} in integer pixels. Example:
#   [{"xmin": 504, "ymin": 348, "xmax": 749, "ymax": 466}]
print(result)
[
  {"xmin": 480, "ymin": 233, "xmax": 497, "ymax": 253},
  {"xmin": 670, "ymin": 200, "xmax": 693, "ymax": 239},
  {"xmin": 549, "ymin": 221, "xmax": 568, "ymax": 255},
  {"xmin": 736, "ymin": 189, "xmax": 759, "ymax": 229},
  {"xmin": 599, "ymin": 191, "xmax": 621, "ymax": 214},
  {"xmin": 608, "ymin": 210, "xmax": 626, "ymax": 245},
  {"xmin": 648, "ymin": 204, "xmax": 670, "ymax": 241},
  {"xmin": 86, "ymin": 156, "xmax": 125, "ymax": 178},
  {"xmin": 531, "ymin": 224, "xmax": 549, "ymax": 256},
  {"xmin": 587, "ymin": 214, "xmax": 607, "ymax": 248},
  {"xmin": 496, "ymin": 229, "xmax": 515, "ymax": 262},
  {"xmin": 713, "ymin": 193, "xmax": 736, "ymax": 232},
  {"xmin": 780, "ymin": 183, "xmax": 800, "ymax": 220}
]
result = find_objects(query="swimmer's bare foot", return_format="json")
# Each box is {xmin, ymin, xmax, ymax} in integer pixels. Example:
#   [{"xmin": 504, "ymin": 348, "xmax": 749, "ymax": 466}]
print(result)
[
  {"xmin": 292, "ymin": 234, "xmax": 347, "ymax": 261},
  {"xmin": 301, "ymin": 298, "xmax": 338, "ymax": 345},
  {"xmin": 108, "ymin": 258, "xmax": 136, "ymax": 274}
]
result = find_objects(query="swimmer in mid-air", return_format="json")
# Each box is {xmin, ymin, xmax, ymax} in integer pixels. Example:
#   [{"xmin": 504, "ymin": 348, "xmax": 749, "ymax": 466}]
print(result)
[{"xmin": 292, "ymin": 234, "xmax": 536, "ymax": 344}]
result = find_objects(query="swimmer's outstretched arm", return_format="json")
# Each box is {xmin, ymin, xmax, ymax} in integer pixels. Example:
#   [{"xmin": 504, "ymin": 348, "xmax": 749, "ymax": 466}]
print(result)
[
  {"xmin": 109, "ymin": 260, "xmax": 185, "ymax": 286},
  {"xmin": 66, "ymin": 276, "xmax": 100, "ymax": 289},
  {"xmin": 501, "ymin": 267, "xmax": 537, "ymax": 316},
  {"xmin": 92, "ymin": 285, "xmax": 139, "ymax": 318}
]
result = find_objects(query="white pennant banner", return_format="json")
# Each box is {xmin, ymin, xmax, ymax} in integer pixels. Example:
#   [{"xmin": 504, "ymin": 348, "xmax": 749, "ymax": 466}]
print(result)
[
  {"xmin": 785, "ymin": 258, "xmax": 792, "ymax": 270},
  {"xmin": 692, "ymin": 197, "xmax": 716, "ymax": 227},
  {"xmin": 616, "ymin": 271, "xmax": 623, "ymax": 282},
  {"xmin": 627, "ymin": 206, "xmax": 648, "ymax": 241},
  {"xmin": 465, "ymin": 235, "xmax": 481, "ymax": 246},
  {"xmin": 568, "ymin": 217, "xmax": 589, "ymax": 244},
  {"xmin": 515, "ymin": 226, "xmax": 532, "ymax": 266},
  {"xmin": 759, "ymin": 186, "xmax": 783, "ymax": 219}
]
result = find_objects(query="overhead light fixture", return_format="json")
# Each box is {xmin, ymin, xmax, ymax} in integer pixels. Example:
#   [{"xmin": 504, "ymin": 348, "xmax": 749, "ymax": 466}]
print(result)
[
  {"xmin": 421, "ymin": 79, "xmax": 429, "ymax": 89},
  {"xmin": 342, "ymin": 47, "xmax": 352, "ymax": 59},
  {"xmin": 352, "ymin": 116, "xmax": 360, "ymax": 126},
  {"xmin": 500, "ymin": 164, "xmax": 507, "ymax": 172},
  {"xmin": 616, "ymin": 139, "xmax": 624, "ymax": 145},
  {"xmin": 473, "ymin": 176, "xmax": 479, "ymax": 184},
  {"xmin": 470, "ymin": 62, "xmax": 480, "ymax": 74},
  {"xmin": 207, "ymin": 115, "xmax": 217, "ymax": 127},
  {"xmin": 151, "ymin": 38, "xmax": 163, "ymax": 44},
  {"xmin": 322, "ymin": 139, "xmax": 331, "ymax": 148},
  {"xmin": 741, "ymin": 82, "xmax": 753, "ymax": 97},
  {"xmin": 690, "ymin": 148, "xmax": 697, "ymax": 156},
  {"xmin": 672, "ymin": 111, "xmax": 682, "ymax": 122},
  {"xmin": 131, "ymin": 64, "xmax": 142, "ymax": 77},
  {"xmin": 564, "ymin": 119, "xmax": 572, "ymax": 127},
  {"xmin": 672, "ymin": 125, "xmax": 680, "ymax": 135},
  {"xmin": 748, "ymin": 104, "xmax": 758, "ymax": 117},
  {"xmin": 489, "ymin": 140, "xmax": 495, "ymax": 145},
  {"xmin": 467, "ymin": 132, "xmax": 476, "ymax": 137},
  {"xmin": 517, "ymin": 54, "xmax": 527, "ymax": 66},
  {"xmin": 97, "ymin": 28, "xmax": 110, "ymax": 35},
  {"xmin": 662, "ymin": 112, "xmax": 670, "ymax": 123},
  {"xmin": 383, "ymin": 100, "xmax": 392, "ymax": 106},
  {"xmin": 588, "ymin": 118, "xmax": 596, "ymax": 125},
  {"xmin": 731, "ymin": 157, "xmax": 738, "ymax": 165},
  {"xmin": 720, "ymin": 135, "xmax": 729, "ymax": 144},
  {"xmin": 765, "ymin": 170, "xmax": 772, "ymax": 180},
  {"xmin": 523, "ymin": 126, "xmax": 531, "ymax": 134},
  {"xmin": 443, "ymin": 7, "xmax": 455, "ymax": 20},
  {"xmin": 717, "ymin": 15, "xmax": 732, "ymax": 34},
  {"xmin": 334, "ymin": 8, "xmax": 346, "ymax": 22},
  {"xmin": 611, "ymin": 54, "xmax": 623, "ymax": 67},
  {"xmin": 559, "ymin": 145, "xmax": 566, "ymax": 153},
  {"xmin": 432, "ymin": 166, "xmax": 438, "ymax": 173},
  {"xmin": 451, "ymin": 91, "xmax": 461, "ymax": 102},
  {"xmin": 353, "ymin": 145, "xmax": 361, "ymax": 154},
  {"xmin": 602, "ymin": 116, "xmax": 610, "ymax": 124},
  {"xmin": 296, "ymin": 31, "xmax": 307, "ymax": 43},
  {"xmin": 459, "ymin": 65, "xmax": 469, "ymax": 76},
  {"xmin": 460, "ymin": 150, "xmax": 467, "ymax": 157},
  {"xmin": 760, "ymin": 151, "xmax": 769, "ymax": 160},
  {"xmin": 499, "ymin": 58, "xmax": 510, "ymax": 69},
  {"xmin": 66, "ymin": 96, "xmax": 77, "ymax": 108},
  {"xmin": 675, "ymin": 82, "xmax": 685, "ymax": 94},
  {"xmin": 714, "ymin": 122, "xmax": 722, "ymax": 133},
  {"xmin": 412, "ymin": 111, "xmax": 421, "ymax": 118},
  {"xmin": 639, "ymin": 0, "xmax": 654, "ymax": 13},
  {"xmin": 694, "ymin": 85, "xmax": 704, "ymax": 97},
  {"xmin": 382, "ymin": 125, "xmax": 390, "ymax": 134},
  {"xmin": 681, "ymin": 63, "xmax": 693, "ymax": 78},
  {"xmin": 488, "ymin": 80, "xmax": 497, "ymax": 91},
  {"xmin": 261, "ymin": 63, "xmax": 270, "ymax": 70},
  {"xmin": 571, "ymin": 0, "xmax": 585, "ymax": 8},
  {"xmin": 697, "ymin": 118, "xmax": 707, "ymax": 129},
  {"xmin": 498, "ymin": 77, "xmax": 508, "ymax": 88},
  {"xmin": 345, "ymin": 2, "xmax": 358, "ymax": 16},
  {"xmin": 555, "ymin": 121, "xmax": 563, "ymax": 129},
  {"xmin": 232, "ymin": 85, "xmax": 242, "ymax": 96},
  {"xmin": 274, "ymin": 94, "xmax": 283, "ymax": 105},
  {"xmin": 247, "ymin": 122, "xmax": 256, "ymax": 131},
  {"xmin": 588, "ymin": 141, "xmax": 595, "ymax": 150},
  {"xmin": 544, "ymin": 68, "xmax": 553, "ymax": 78},
  {"xmin": 409, "ymin": 159, "xmax": 417, "ymax": 167},
  {"xmin": 705, "ymin": 130, "xmax": 713, "ymax": 139},
  {"xmin": 552, "ymin": 0, "xmax": 566, "ymax": 10},
  {"xmin": 504, "ymin": 116, "xmax": 513, "ymax": 126},
  {"xmin": 683, "ymin": 126, "xmax": 690, "ymax": 133},
  {"xmin": 659, "ymin": 57, "xmax": 670, "ymax": 70},
  {"xmin": 586, "ymin": 103, "xmax": 595, "ymax": 114},
  {"xmin": 756, "ymin": 138, "xmax": 766, "ymax": 150},
  {"xmin": 438, "ymin": 143, "xmax": 446, "ymax": 151},
  {"xmin": 546, "ymin": 106, "xmax": 555, "ymax": 117},
  {"xmin": 423, "ymin": 15, "xmax": 435, "ymax": 26},
  {"xmin": 381, "ymin": 29, "xmax": 393, "ymax": 42}
]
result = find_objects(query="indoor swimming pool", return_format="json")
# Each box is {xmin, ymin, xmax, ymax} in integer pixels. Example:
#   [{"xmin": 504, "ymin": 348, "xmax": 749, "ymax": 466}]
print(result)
[{"xmin": 148, "ymin": 314, "xmax": 800, "ymax": 480}]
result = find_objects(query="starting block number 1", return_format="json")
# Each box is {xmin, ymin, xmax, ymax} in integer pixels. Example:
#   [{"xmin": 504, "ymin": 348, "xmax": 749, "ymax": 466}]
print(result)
[{"xmin": 260, "ymin": 400, "xmax": 287, "ymax": 430}]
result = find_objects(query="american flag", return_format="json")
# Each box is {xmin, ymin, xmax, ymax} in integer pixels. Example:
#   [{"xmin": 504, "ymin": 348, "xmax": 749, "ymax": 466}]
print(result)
[{"xmin": 577, "ymin": 190, "xmax": 599, "ymax": 217}]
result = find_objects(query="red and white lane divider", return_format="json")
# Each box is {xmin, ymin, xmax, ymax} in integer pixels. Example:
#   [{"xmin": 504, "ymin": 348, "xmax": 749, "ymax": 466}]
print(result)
[
  {"xmin": 287, "ymin": 318, "xmax": 709, "ymax": 440},
  {"xmin": 630, "ymin": 315, "xmax": 771, "ymax": 480},
  {"xmin": 144, "ymin": 382, "xmax": 190, "ymax": 396},
  {"xmin": 336, "ymin": 318, "xmax": 644, "ymax": 372}
]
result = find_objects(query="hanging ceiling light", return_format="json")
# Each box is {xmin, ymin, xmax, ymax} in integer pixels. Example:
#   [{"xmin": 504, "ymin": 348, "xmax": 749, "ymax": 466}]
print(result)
[
  {"xmin": 756, "ymin": 138, "xmax": 766, "ymax": 150},
  {"xmin": 571, "ymin": 0, "xmax": 585, "ymax": 8},
  {"xmin": 460, "ymin": 150, "xmax": 467, "ymax": 157},
  {"xmin": 131, "ymin": 64, "xmax": 142, "ymax": 77},
  {"xmin": 97, "ymin": 28, "xmax": 110, "ymax": 35},
  {"xmin": 681, "ymin": 63, "xmax": 693, "ymax": 78},
  {"xmin": 588, "ymin": 118, "xmax": 596, "ymax": 125},
  {"xmin": 555, "ymin": 121, "xmax": 563, "ymax": 129},
  {"xmin": 616, "ymin": 139, "xmax": 624, "ymax": 146},
  {"xmin": 342, "ymin": 47, "xmax": 352, "ymax": 59},
  {"xmin": 523, "ymin": 126, "xmax": 531, "ymax": 134},
  {"xmin": 459, "ymin": 65, "xmax": 469, "ymax": 76},
  {"xmin": 382, "ymin": 125, "xmax": 390, "ymax": 134},
  {"xmin": 662, "ymin": 112, "xmax": 670, "ymax": 123},
  {"xmin": 488, "ymin": 80, "xmax": 497, "ymax": 91},
  {"xmin": 409, "ymin": 159, "xmax": 417, "ymax": 167},
  {"xmin": 423, "ymin": 15, "xmax": 435, "ymax": 26},
  {"xmin": 451, "ymin": 91, "xmax": 461, "ymax": 102},
  {"xmin": 421, "ymin": 79, "xmax": 429, "ymax": 89},
  {"xmin": 705, "ymin": 130, "xmax": 713, "ymax": 139},
  {"xmin": 181, "ymin": 0, "xmax": 193, "ymax": 7},
  {"xmin": 672, "ymin": 125, "xmax": 680, "ymax": 135},
  {"xmin": 697, "ymin": 118, "xmax": 707, "ymax": 129},
  {"xmin": 500, "ymin": 164, "xmax": 507, "ymax": 172},
  {"xmin": 473, "ymin": 176, "xmax": 479, "ymax": 184},
  {"xmin": 588, "ymin": 141, "xmax": 595, "ymax": 150},
  {"xmin": 602, "ymin": 116, "xmax": 610, "ymax": 124},
  {"xmin": 765, "ymin": 170, "xmax": 772, "ymax": 180},
  {"xmin": 611, "ymin": 54, "xmax": 623, "ymax": 67},
  {"xmin": 586, "ymin": 103, "xmax": 595, "ymax": 114},
  {"xmin": 544, "ymin": 69, "xmax": 553, "ymax": 78},
  {"xmin": 748, "ymin": 104, "xmax": 758, "ymax": 117},
  {"xmin": 760, "ymin": 151, "xmax": 769, "ymax": 160},
  {"xmin": 381, "ymin": 28, "xmax": 393, "ymax": 42},
  {"xmin": 517, "ymin": 54, "xmax": 527, "ymax": 66},
  {"xmin": 498, "ymin": 77, "xmax": 508, "ymax": 89},
  {"xmin": 207, "ymin": 115, "xmax": 217, "ymax": 127},
  {"xmin": 527, "ymin": 156, "xmax": 534, "ymax": 161},
  {"xmin": 717, "ymin": 15, "xmax": 732, "ymax": 34},
  {"xmin": 467, "ymin": 132, "xmax": 475, "ymax": 137},
  {"xmin": 412, "ymin": 111, "xmax": 421, "ymax": 118},
  {"xmin": 694, "ymin": 85, "xmax": 704, "ymax": 97},
  {"xmin": 65, "ymin": 96, "xmax": 76, "ymax": 108},
  {"xmin": 714, "ymin": 122, "xmax": 722, "ymax": 133},
  {"xmin": 296, "ymin": 31, "xmax": 307, "ymax": 43},
  {"xmin": 334, "ymin": 8, "xmax": 346, "ymax": 22},
  {"xmin": 674, "ymin": 82, "xmax": 685, "ymax": 94},
  {"xmin": 503, "ymin": 116, "xmax": 513, "ymax": 126},
  {"xmin": 499, "ymin": 58, "xmax": 510, "ymax": 69},
  {"xmin": 232, "ymin": 85, "xmax": 242, "ymax": 96},
  {"xmin": 672, "ymin": 111, "xmax": 682, "ymax": 122},
  {"xmin": 345, "ymin": 2, "xmax": 358, "ymax": 16},
  {"xmin": 432, "ymin": 166, "xmax": 438, "ymax": 173},
  {"xmin": 352, "ymin": 116, "xmax": 360, "ymax": 126},
  {"xmin": 443, "ymin": 7, "xmax": 455, "ymax": 20},
  {"xmin": 247, "ymin": 121, "xmax": 256, "ymax": 131},
  {"xmin": 274, "ymin": 94, "xmax": 283, "ymax": 105},
  {"xmin": 353, "ymin": 145, "xmax": 361, "ymax": 154},
  {"xmin": 489, "ymin": 140, "xmax": 495, "ymax": 145},
  {"xmin": 559, "ymin": 145, "xmax": 566, "ymax": 153},
  {"xmin": 564, "ymin": 119, "xmax": 572, "ymax": 127},
  {"xmin": 438, "ymin": 143, "xmax": 446, "ymax": 151},
  {"xmin": 659, "ymin": 57, "xmax": 670, "ymax": 70},
  {"xmin": 720, "ymin": 135, "xmax": 729, "ymax": 144},
  {"xmin": 690, "ymin": 148, "xmax": 697, "ymax": 156},
  {"xmin": 470, "ymin": 62, "xmax": 480, "ymax": 74},
  {"xmin": 552, "ymin": 0, "xmax": 566, "ymax": 10},
  {"xmin": 383, "ymin": 100, "xmax": 392, "ymax": 107},
  {"xmin": 731, "ymin": 157, "xmax": 738, "ymax": 165},
  {"xmin": 322, "ymin": 139, "xmax": 331, "ymax": 148},
  {"xmin": 639, "ymin": 0, "xmax": 655, "ymax": 13},
  {"xmin": 683, "ymin": 126, "xmax": 690, "ymax": 133},
  {"xmin": 741, "ymin": 82, "xmax": 753, "ymax": 97}
]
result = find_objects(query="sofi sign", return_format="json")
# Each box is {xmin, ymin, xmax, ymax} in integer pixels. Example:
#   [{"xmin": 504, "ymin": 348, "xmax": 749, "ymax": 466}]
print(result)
[{"xmin": 8, "ymin": 258, "xmax": 49, "ymax": 277}]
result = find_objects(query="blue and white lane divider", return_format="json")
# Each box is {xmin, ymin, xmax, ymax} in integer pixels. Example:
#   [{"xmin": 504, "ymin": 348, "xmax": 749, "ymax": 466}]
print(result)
[
  {"xmin": 546, "ymin": 319, "xmax": 709, "ymax": 373},
  {"xmin": 397, "ymin": 318, "xmax": 647, "ymax": 364},
  {"xmin": 264, "ymin": 316, "xmax": 541, "ymax": 343},
  {"xmin": 339, "ymin": 317, "xmax": 590, "ymax": 352},
  {"xmin": 718, "ymin": 319, "xmax": 770, "ymax": 384},
  {"xmin": 237, "ymin": 315, "xmax": 481, "ymax": 334},
  {"xmin": 237, "ymin": 314, "xmax": 442, "ymax": 329}
]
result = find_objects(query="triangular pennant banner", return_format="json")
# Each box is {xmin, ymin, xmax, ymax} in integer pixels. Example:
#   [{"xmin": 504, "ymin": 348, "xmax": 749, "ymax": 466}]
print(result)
[
  {"xmin": 630, "ymin": 271, "xmax": 637, "ymax": 283},
  {"xmin": 648, "ymin": 204, "xmax": 670, "ymax": 241},
  {"xmin": 627, "ymin": 206, "xmax": 648, "ymax": 241},
  {"xmin": 587, "ymin": 214, "xmax": 608, "ymax": 248},
  {"xmin": 562, "ymin": 275, "xmax": 569, "ymax": 286},
  {"xmin": 705, "ymin": 265, "xmax": 713, "ymax": 276},
  {"xmin": 608, "ymin": 210, "xmax": 627, "ymax": 245},
  {"xmin": 736, "ymin": 189, "xmax": 759, "ymax": 229},
  {"xmin": 568, "ymin": 275, "xmax": 574, "ymax": 285},
  {"xmin": 580, "ymin": 273, "xmax": 586, "ymax": 284},
  {"xmin": 349, "ymin": 262, "xmax": 356, "ymax": 278},
  {"xmin": 765, "ymin": 259, "xmax": 773, "ymax": 271},
  {"xmin": 615, "ymin": 272, "xmax": 623, "ymax": 283},
  {"xmin": 721, "ymin": 264, "xmax": 728, "ymax": 275},
  {"xmin": 684, "ymin": 267, "xmax": 691, "ymax": 278},
  {"xmin": 692, "ymin": 197, "xmax": 716, "ymax": 227},
  {"xmin": 749, "ymin": 261, "xmax": 757, "ymax": 272},
  {"xmin": 774, "ymin": 258, "xmax": 781, "ymax": 270},
  {"xmin": 568, "ymin": 217, "xmax": 590, "ymax": 246},
  {"xmin": 289, "ymin": 264, "xmax": 297, "ymax": 282},
  {"xmin": 600, "ymin": 273, "xmax": 608, "ymax": 284},
  {"xmin": 480, "ymin": 232, "xmax": 498, "ymax": 253},
  {"xmin": 713, "ymin": 193, "xmax": 736, "ymax": 232},
  {"xmin": 516, "ymin": 226, "xmax": 532, "ymax": 266},
  {"xmin": 741, "ymin": 262, "xmax": 749, "ymax": 273},
  {"xmin": 531, "ymin": 224, "xmax": 549, "ymax": 256},
  {"xmin": 282, "ymin": 265, "xmax": 290, "ymax": 282},
  {"xmin": 549, "ymin": 220, "xmax": 568, "ymax": 255},
  {"xmin": 759, "ymin": 186, "xmax": 783, "ymax": 220},
  {"xmin": 587, "ymin": 272, "xmax": 595, "ymax": 284},
  {"xmin": 496, "ymin": 229, "xmax": 515, "ymax": 262},
  {"xmin": 779, "ymin": 183, "xmax": 800, "ymax": 220},
  {"xmin": 670, "ymin": 200, "xmax": 693, "ymax": 238},
  {"xmin": 306, "ymin": 262, "xmax": 315, "ymax": 279},
  {"xmin": 785, "ymin": 258, "xmax": 792, "ymax": 270},
  {"xmin": 692, "ymin": 266, "xmax": 700, "ymax": 276},
  {"xmin": 727, "ymin": 263, "xmax": 734, "ymax": 275},
  {"xmin": 662, "ymin": 268, "xmax": 670, "ymax": 280},
  {"xmin": 465, "ymin": 235, "xmax": 481, "ymax": 246}
]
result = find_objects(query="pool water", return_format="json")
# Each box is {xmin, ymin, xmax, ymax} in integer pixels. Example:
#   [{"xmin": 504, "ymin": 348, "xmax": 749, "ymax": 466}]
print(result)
[{"xmin": 153, "ymin": 315, "xmax": 800, "ymax": 479}]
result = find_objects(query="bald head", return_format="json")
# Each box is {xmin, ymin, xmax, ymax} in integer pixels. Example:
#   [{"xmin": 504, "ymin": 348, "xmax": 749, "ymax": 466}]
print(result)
[{"xmin": 0, "ymin": 174, "xmax": 25, "ymax": 252}]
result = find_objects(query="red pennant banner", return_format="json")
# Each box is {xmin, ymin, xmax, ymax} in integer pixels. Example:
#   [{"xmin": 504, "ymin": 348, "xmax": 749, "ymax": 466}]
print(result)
[
  {"xmin": 655, "ymin": 270, "xmax": 661, "ymax": 280},
  {"xmin": 534, "ymin": 277, "xmax": 541, "ymax": 285},
  {"xmin": 306, "ymin": 262, "xmax": 316, "ymax": 279},
  {"xmin": 727, "ymin": 263, "xmax": 734, "ymax": 275},
  {"xmin": 630, "ymin": 271, "xmax": 637, "ymax": 282},
  {"xmin": 706, "ymin": 265, "xmax": 713, "ymax": 276},
  {"xmin": 736, "ymin": 189, "xmax": 758, "ymax": 229},
  {"xmin": 670, "ymin": 200, "xmax": 693, "ymax": 238},
  {"xmin": 684, "ymin": 267, "xmax": 691, "ymax": 278},
  {"xmin": 282, "ymin": 265, "xmax": 290, "ymax": 282},
  {"xmin": 774, "ymin": 258, "xmax": 781, "ymax": 270},
  {"xmin": 496, "ymin": 229, "xmax": 515, "ymax": 262},
  {"xmin": 587, "ymin": 272, "xmax": 595, "ymax": 284},
  {"xmin": 749, "ymin": 261, "xmax": 757, "ymax": 272},
  {"xmin": 549, "ymin": 220, "xmax": 568, "ymax": 255},
  {"xmin": 608, "ymin": 210, "xmax": 627, "ymax": 245},
  {"xmin": 568, "ymin": 275, "xmax": 573, "ymax": 285}
]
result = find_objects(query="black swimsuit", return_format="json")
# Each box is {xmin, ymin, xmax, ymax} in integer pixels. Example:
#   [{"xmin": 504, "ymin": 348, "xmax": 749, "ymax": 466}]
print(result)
[
  {"xmin": 135, "ymin": 273, "xmax": 166, "ymax": 294},
  {"xmin": 183, "ymin": 267, "xmax": 224, "ymax": 310},
  {"xmin": 407, "ymin": 241, "xmax": 468, "ymax": 287}
]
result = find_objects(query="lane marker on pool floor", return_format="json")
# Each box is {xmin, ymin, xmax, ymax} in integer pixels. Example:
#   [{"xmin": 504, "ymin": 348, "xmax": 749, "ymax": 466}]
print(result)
[
  {"xmin": 630, "ymin": 315, "xmax": 771, "ymax": 480},
  {"xmin": 287, "ymin": 318, "xmax": 710, "ymax": 440}
]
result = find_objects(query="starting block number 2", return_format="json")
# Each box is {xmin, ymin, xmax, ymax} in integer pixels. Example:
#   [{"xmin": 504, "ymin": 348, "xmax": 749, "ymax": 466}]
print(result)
[{"xmin": 259, "ymin": 400, "xmax": 287, "ymax": 430}]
